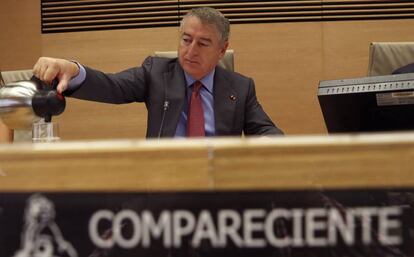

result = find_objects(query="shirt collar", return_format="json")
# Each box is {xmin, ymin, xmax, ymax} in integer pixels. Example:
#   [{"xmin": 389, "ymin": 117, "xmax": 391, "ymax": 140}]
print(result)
[{"xmin": 184, "ymin": 68, "xmax": 215, "ymax": 94}]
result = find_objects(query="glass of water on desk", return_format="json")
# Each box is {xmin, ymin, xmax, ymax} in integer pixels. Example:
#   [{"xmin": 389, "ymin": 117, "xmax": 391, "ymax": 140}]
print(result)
[{"xmin": 32, "ymin": 120, "xmax": 60, "ymax": 142}]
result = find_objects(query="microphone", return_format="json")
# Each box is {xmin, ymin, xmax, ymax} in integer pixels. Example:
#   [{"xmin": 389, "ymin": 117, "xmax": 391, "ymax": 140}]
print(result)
[{"xmin": 157, "ymin": 100, "xmax": 169, "ymax": 138}]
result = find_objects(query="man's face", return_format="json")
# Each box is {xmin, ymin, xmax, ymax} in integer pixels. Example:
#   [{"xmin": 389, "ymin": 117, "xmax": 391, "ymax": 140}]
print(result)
[{"xmin": 178, "ymin": 16, "xmax": 228, "ymax": 80}]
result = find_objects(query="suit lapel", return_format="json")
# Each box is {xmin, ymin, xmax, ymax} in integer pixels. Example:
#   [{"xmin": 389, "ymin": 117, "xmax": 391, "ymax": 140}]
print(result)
[
  {"xmin": 161, "ymin": 60, "xmax": 186, "ymax": 137},
  {"xmin": 214, "ymin": 67, "xmax": 237, "ymax": 135}
]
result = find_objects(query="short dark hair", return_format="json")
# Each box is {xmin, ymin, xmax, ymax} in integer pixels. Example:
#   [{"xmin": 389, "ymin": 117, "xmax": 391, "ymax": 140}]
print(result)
[{"xmin": 180, "ymin": 7, "xmax": 230, "ymax": 45}]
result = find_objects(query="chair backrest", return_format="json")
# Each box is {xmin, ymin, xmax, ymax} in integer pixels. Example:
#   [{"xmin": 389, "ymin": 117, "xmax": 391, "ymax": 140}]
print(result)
[
  {"xmin": 367, "ymin": 42, "xmax": 414, "ymax": 76},
  {"xmin": 154, "ymin": 49, "xmax": 234, "ymax": 72}
]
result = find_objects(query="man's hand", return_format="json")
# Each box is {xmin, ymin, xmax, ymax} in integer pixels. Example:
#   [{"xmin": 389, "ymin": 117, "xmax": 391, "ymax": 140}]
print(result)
[{"xmin": 33, "ymin": 57, "xmax": 80, "ymax": 94}]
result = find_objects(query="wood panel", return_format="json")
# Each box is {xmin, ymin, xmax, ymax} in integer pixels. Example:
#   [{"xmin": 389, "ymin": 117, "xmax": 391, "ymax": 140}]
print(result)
[
  {"xmin": 40, "ymin": 0, "xmax": 414, "ymax": 32},
  {"xmin": 212, "ymin": 134, "xmax": 414, "ymax": 190},
  {"xmin": 0, "ymin": 0, "xmax": 41, "ymax": 71},
  {"xmin": 321, "ymin": 19, "xmax": 414, "ymax": 80},
  {"xmin": 0, "ymin": 139, "xmax": 211, "ymax": 191},
  {"xmin": 0, "ymin": 121, "xmax": 13, "ymax": 143},
  {"xmin": 231, "ymin": 22, "xmax": 324, "ymax": 135},
  {"xmin": 1, "ymin": 133, "xmax": 414, "ymax": 191},
  {"xmin": 41, "ymin": 0, "xmax": 180, "ymax": 33}
]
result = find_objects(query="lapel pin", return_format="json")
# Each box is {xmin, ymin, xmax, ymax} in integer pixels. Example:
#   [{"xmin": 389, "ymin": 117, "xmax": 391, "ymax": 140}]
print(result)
[{"xmin": 229, "ymin": 95, "xmax": 236, "ymax": 101}]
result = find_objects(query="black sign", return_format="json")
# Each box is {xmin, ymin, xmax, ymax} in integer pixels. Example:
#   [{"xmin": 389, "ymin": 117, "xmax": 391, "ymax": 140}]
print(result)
[{"xmin": 1, "ymin": 189, "xmax": 413, "ymax": 257}]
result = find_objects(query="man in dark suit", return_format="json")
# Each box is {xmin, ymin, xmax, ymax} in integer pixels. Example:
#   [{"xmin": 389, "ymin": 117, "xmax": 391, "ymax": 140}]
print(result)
[
  {"xmin": 33, "ymin": 7, "xmax": 283, "ymax": 138},
  {"xmin": 393, "ymin": 62, "xmax": 414, "ymax": 74}
]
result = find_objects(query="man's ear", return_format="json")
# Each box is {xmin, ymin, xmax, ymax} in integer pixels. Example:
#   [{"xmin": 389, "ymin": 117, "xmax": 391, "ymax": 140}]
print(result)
[{"xmin": 220, "ymin": 41, "xmax": 229, "ymax": 58}]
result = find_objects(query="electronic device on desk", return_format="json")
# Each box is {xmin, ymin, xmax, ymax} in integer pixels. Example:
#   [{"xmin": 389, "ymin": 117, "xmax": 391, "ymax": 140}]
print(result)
[{"xmin": 318, "ymin": 72, "xmax": 414, "ymax": 133}]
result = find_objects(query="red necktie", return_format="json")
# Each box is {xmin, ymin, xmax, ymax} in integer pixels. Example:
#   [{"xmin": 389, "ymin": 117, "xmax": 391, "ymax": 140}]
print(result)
[{"xmin": 187, "ymin": 81, "xmax": 205, "ymax": 137}]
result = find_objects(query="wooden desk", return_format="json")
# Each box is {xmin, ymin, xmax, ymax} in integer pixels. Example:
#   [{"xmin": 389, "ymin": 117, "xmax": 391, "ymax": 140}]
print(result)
[{"xmin": 0, "ymin": 132, "xmax": 413, "ymax": 191}]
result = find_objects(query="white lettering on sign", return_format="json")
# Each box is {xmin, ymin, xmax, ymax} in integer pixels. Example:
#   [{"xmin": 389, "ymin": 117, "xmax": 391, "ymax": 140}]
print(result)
[{"xmin": 89, "ymin": 207, "xmax": 403, "ymax": 249}]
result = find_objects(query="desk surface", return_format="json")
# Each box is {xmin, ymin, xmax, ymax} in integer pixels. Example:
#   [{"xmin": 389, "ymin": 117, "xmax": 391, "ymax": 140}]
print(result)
[{"xmin": 0, "ymin": 132, "xmax": 413, "ymax": 192}]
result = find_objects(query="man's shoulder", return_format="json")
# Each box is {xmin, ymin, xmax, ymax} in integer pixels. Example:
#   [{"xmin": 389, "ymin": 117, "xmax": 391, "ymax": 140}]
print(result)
[
  {"xmin": 142, "ymin": 56, "xmax": 178, "ymax": 69},
  {"xmin": 216, "ymin": 65, "xmax": 252, "ymax": 83},
  {"xmin": 392, "ymin": 62, "xmax": 414, "ymax": 74}
]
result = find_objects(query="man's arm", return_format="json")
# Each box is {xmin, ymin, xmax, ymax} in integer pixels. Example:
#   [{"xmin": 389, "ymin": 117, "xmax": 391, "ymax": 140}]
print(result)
[
  {"xmin": 392, "ymin": 63, "xmax": 414, "ymax": 74},
  {"xmin": 243, "ymin": 79, "xmax": 284, "ymax": 136},
  {"xmin": 33, "ymin": 56, "xmax": 150, "ymax": 104}
]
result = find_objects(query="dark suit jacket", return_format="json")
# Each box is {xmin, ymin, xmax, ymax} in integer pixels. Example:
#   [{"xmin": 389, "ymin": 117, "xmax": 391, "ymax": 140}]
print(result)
[
  {"xmin": 392, "ymin": 62, "xmax": 414, "ymax": 74},
  {"xmin": 68, "ymin": 56, "xmax": 283, "ymax": 138}
]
